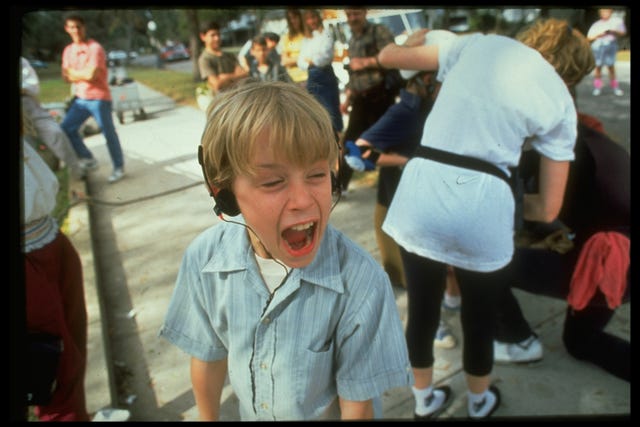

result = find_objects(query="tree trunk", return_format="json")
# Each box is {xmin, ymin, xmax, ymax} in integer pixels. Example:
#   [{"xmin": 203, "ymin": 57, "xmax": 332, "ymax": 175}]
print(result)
[{"xmin": 184, "ymin": 9, "xmax": 201, "ymax": 83}]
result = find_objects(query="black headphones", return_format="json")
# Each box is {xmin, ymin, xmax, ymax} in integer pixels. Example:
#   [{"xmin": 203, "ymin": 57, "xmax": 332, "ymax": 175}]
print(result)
[{"xmin": 198, "ymin": 144, "xmax": 341, "ymax": 217}]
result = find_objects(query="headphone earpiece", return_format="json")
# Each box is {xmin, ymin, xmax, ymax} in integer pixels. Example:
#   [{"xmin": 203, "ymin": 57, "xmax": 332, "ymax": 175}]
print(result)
[
  {"xmin": 211, "ymin": 187, "xmax": 241, "ymax": 217},
  {"xmin": 198, "ymin": 144, "xmax": 241, "ymax": 217}
]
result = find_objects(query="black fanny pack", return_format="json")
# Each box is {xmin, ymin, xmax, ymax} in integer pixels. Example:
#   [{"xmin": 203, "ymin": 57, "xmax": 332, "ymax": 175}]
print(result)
[
  {"xmin": 413, "ymin": 145, "xmax": 523, "ymax": 230},
  {"xmin": 413, "ymin": 145, "xmax": 510, "ymax": 186}
]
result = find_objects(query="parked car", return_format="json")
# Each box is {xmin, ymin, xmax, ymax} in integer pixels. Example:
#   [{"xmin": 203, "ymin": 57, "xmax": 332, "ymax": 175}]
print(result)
[
  {"xmin": 108, "ymin": 50, "xmax": 129, "ymax": 67},
  {"xmin": 27, "ymin": 58, "xmax": 48, "ymax": 69},
  {"xmin": 108, "ymin": 50, "xmax": 128, "ymax": 61},
  {"xmin": 160, "ymin": 43, "xmax": 190, "ymax": 62}
]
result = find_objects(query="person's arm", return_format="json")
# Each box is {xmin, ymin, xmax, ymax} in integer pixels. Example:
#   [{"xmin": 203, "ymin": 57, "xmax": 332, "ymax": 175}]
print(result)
[
  {"xmin": 347, "ymin": 55, "xmax": 380, "ymax": 72},
  {"xmin": 63, "ymin": 46, "xmax": 102, "ymax": 83},
  {"xmin": 279, "ymin": 36, "xmax": 297, "ymax": 68},
  {"xmin": 378, "ymin": 29, "xmax": 439, "ymax": 72},
  {"xmin": 338, "ymin": 397, "xmax": 374, "ymax": 420},
  {"xmin": 206, "ymin": 64, "xmax": 248, "ymax": 93},
  {"xmin": 339, "ymin": 88, "xmax": 353, "ymax": 115},
  {"xmin": 190, "ymin": 357, "xmax": 228, "ymax": 421},
  {"xmin": 373, "ymin": 151, "xmax": 410, "ymax": 167},
  {"xmin": 281, "ymin": 47, "xmax": 297, "ymax": 67},
  {"xmin": 354, "ymin": 138, "xmax": 410, "ymax": 167},
  {"xmin": 63, "ymin": 65, "xmax": 99, "ymax": 83},
  {"xmin": 349, "ymin": 25, "xmax": 394, "ymax": 72},
  {"xmin": 523, "ymin": 156, "xmax": 570, "ymax": 223},
  {"xmin": 237, "ymin": 40, "xmax": 252, "ymax": 71}
]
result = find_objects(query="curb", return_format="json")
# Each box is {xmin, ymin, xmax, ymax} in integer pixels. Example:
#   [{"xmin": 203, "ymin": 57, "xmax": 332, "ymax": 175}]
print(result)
[{"xmin": 65, "ymin": 178, "xmax": 118, "ymax": 418}]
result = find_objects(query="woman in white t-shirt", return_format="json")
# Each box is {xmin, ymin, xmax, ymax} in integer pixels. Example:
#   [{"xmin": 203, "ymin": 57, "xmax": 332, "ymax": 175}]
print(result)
[
  {"xmin": 377, "ymin": 19, "xmax": 594, "ymax": 419},
  {"xmin": 298, "ymin": 8, "xmax": 343, "ymax": 137}
]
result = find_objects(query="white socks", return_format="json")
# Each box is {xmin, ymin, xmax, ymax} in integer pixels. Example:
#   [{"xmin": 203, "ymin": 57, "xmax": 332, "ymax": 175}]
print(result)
[
  {"xmin": 444, "ymin": 292, "xmax": 461, "ymax": 309},
  {"xmin": 413, "ymin": 385, "xmax": 446, "ymax": 417},
  {"xmin": 467, "ymin": 388, "xmax": 497, "ymax": 418}
]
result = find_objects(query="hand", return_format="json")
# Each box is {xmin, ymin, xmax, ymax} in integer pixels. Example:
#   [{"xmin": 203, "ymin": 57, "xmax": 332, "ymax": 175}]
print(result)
[
  {"xmin": 348, "ymin": 57, "xmax": 369, "ymax": 72},
  {"xmin": 403, "ymin": 28, "xmax": 429, "ymax": 47}
]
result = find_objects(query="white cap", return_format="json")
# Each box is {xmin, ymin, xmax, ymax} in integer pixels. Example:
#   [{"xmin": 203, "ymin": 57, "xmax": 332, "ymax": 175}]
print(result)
[{"xmin": 399, "ymin": 30, "xmax": 458, "ymax": 80}]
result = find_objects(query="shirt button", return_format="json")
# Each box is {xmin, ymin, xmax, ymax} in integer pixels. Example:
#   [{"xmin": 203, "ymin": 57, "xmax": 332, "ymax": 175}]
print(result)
[
  {"xmin": 260, "ymin": 363, "xmax": 268, "ymax": 370},
  {"xmin": 263, "ymin": 317, "xmax": 270, "ymax": 324},
  {"xmin": 261, "ymin": 403, "xmax": 269, "ymax": 410}
]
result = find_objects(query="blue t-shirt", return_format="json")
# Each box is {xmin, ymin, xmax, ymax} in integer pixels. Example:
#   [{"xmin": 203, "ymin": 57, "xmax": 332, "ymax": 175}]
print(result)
[{"xmin": 360, "ymin": 89, "xmax": 429, "ymax": 157}]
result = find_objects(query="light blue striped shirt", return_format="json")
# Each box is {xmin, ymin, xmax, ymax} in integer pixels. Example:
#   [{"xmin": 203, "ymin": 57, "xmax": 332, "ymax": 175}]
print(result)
[{"xmin": 159, "ymin": 221, "xmax": 412, "ymax": 420}]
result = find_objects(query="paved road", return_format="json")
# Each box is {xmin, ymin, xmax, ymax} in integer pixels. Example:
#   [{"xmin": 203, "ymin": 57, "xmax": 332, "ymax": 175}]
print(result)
[{"xmin": 72, "ymin": 60, "xmax": 629, "ymax": 421}]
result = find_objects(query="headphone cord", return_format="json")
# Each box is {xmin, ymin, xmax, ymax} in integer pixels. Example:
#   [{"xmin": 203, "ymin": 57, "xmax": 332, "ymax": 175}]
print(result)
[{"xmin": 217, "ymin": 215, "xmax": 290, "ymax": 277}]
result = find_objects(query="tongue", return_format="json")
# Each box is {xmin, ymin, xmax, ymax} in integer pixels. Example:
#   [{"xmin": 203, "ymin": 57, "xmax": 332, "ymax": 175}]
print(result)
[{"xmin": 282, "ymin": 228, "xmax": 307, "ymax": 248}]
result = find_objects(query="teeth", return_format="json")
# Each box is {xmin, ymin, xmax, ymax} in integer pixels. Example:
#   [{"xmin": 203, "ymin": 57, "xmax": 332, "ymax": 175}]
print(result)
[{"xmin": 290, "ymin": 221, "xmax": 314, "ymax": 231}]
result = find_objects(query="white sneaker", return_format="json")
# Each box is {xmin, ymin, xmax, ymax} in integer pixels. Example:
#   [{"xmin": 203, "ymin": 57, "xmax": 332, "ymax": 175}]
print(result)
[
  {"xmin": 108, "ymin": 167, "xmax": 125, "ymax": 183},
  {"xmin": 592, "ymin": 88, "xmax": 601, "ymax": 96},
  {"xmin": 494, "ymin": 335, "xmax": 543, "ymax": 364},
  {"xmin": 434, "ymin": 320, "xmax": 457, "ymax": 349},
  {"xmin": 79, "ymin": 157, "xmax": 99, "ymax": 171},
  {"xmin": 92, "ymin": 408, "xmax": 131, "ymax": 421},
  {"xmin": 613, "ymin": 88, "xmax": 624, "ymax": 96}
]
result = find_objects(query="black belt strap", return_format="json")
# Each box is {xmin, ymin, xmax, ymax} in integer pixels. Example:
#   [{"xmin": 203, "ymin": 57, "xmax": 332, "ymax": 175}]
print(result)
[{"xmin": 413, "ymin": 145, "xmax": 510, "ymax": 187}]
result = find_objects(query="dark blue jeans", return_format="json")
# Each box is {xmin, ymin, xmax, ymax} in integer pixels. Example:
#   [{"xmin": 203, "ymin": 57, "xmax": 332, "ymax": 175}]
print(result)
[
  {"xmin": 306, "ymin": 66, "xmax": 343, "ymax": 135},
  {"xmin": 61, "ymin": 97, "xmax": 124, "ymax": 169}
]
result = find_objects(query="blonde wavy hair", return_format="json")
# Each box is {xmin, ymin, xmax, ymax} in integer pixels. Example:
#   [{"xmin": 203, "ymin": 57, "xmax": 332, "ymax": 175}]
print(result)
[
  {"xmin": 516, "ymin": 18, "xmax": 595, "ymax": 88},
  {"xmin": 201, "ymin": 79, "xmax": 339, "ymax": 190}
]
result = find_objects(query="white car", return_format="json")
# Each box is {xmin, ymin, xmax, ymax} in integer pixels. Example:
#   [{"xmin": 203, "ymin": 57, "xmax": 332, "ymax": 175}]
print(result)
[{"xmin": 108, "ymin": 50, "xmax": 129, "ymax": 67}]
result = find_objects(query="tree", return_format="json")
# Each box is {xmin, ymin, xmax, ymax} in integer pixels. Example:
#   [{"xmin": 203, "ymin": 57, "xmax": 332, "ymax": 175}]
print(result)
[{"xmin": 184, "ymin": 9, "xmax": 201, "ymax": 82}]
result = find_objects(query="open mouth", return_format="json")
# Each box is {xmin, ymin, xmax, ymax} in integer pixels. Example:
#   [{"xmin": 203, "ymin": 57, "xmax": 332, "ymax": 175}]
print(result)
[{"xmin": 281, "ymin": 221, "xmax": 316, "ymax": 253}]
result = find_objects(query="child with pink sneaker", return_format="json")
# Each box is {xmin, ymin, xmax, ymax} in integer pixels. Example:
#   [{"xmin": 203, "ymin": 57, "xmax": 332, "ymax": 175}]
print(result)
[{"xmin": 587, "ymin": 8, "xmax": 627, "ymax": 96}]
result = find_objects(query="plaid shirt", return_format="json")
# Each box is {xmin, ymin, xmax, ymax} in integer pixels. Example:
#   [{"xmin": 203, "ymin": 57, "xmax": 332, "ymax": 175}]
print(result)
[{"xmin": 346, "ymin": 22, "xmax": 395, "ymax": 93}]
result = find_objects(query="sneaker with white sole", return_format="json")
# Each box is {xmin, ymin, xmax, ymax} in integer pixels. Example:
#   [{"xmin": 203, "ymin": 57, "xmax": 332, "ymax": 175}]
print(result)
[
  {"xmin": 414, "ymin": 385, "xmax": 454, "ymax": 420},
  {"xmin": 592, "ymin": 88, "xmax": 601, "ymax": 96},
  {"xmin": 494, "ymin": 335, "xmax": 543, "ymax": 364},
  {"xmin": 613, "ymin": 88, "xmax": 624, "ymax": 96},
  {"xmin": 92, "ymin": 408, "xmax": 131, "ymax": 421},
  {"xmin": 434, "ymin": 320, "xmax": 457, "ymax": 349},
  {"xmin": 108, "ymin": 167, "xmax": 125, "ymax": 183},
  {"xmin": 79, "ymin": 157, "xmax": 99, "ymax": 171},
  {"xmin": 467, "ymin": 385, "xmax": 501, "ymax": 419}
]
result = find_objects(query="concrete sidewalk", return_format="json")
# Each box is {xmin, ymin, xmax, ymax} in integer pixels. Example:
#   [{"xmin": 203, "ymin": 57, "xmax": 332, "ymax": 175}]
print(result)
[{"xmin": 68, "ymin": 70, "xmax": 630, "ymax": 421}]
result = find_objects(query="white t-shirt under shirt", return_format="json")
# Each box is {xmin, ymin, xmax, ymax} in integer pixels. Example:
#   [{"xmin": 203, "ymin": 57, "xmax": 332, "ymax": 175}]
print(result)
[{"xmin": 383, "ymin": 33, "xmax": 577, "ymax": 272}]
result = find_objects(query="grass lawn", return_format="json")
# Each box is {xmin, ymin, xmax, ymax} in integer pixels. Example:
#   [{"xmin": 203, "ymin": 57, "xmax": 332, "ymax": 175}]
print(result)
[{"xmin": 37, "ymin": 63, "xmax": 201, "ymax": 110}]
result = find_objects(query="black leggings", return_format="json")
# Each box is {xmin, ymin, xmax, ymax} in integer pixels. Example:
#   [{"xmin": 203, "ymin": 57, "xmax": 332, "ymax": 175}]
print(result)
[{"xmin": 400, "ymin": 247, "xmax": 509, "ymax": 376}]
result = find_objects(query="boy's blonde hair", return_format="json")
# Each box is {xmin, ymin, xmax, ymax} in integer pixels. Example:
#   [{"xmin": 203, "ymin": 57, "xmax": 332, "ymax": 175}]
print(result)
[
  {"xmin": 201, "ymin": 79, "xmax": 339, "ymax": 190},
  {"xmin": 516, "ymin": 18, "xmax": 595, "ymax": 88}
]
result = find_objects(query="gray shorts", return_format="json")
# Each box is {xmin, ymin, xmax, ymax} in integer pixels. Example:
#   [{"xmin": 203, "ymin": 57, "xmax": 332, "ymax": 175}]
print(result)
[{"xmin": 592, "ymin": 40, "xmax": 618, "ymax": 67}]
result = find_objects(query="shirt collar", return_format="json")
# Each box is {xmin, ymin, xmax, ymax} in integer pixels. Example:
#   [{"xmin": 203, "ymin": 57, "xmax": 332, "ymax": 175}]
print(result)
[{"xmin": 203, "ymin": 221, "xmax": 345, "ymax": 294}]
